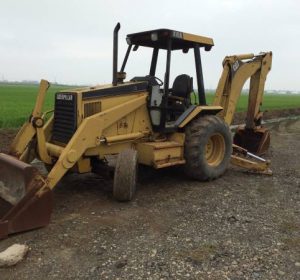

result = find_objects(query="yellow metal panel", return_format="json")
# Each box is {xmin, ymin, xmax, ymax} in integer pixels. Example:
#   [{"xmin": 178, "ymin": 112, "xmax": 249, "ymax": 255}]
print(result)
[
  {"xmin": 132, "ymin": 104, "xmax": 152, "ymax": 132},
  {"xmin": 99, "ymin": 97, "xmax": 152, "ymax": 143},
  {"xmin": 46, "ymin": 142, "xmax": 64, "ymax": 157},
  {"xmin": 178, "ymin": 106, "xmax": 223, "ymax": 128},
  {"xmin": 76, "ymin": 158, "xmax": 91, "ymax": 173},
  {"xmin": 153, "ymin": 147, "xmax": 182, "ymax": 161},
  {"xmin": 117, "ymin": 117, "xmax": 128, "ymax": 135},
  {"xmin": 182, "ymin": 33, "xmax": 214, "ymax": 46},
  {"xmin": 144, "ymin": 141, "xmax": 182, "ymax": 149},
  {"xmin": 168, "ymin": 133, "xmax": 185, "ymax": 145},
  {"xmin": 154, "ymin": 159, "xmax": 186, "ymax": 169},
  {"xmin": 136, "ymin": 142, "xmax": 154, "ymax": 166},
  {"xmin": 85, "ymin": 142, "xmax": 133, "ymax": 158},
  {"xmin": 136, "ymin": 141, "xmax": 184, "ymax": 168}
]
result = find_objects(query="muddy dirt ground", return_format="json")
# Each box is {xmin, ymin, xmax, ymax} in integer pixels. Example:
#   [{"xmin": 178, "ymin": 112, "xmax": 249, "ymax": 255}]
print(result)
[{"xmin": 0, "ymin": 112, "xmax": 299, "ymax": 279}]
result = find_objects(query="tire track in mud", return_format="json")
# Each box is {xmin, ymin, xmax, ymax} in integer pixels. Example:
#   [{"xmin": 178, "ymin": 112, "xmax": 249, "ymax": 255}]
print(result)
[{"xmin": 268, "ymin": 118, "xmax": 300, "ymax": 135}]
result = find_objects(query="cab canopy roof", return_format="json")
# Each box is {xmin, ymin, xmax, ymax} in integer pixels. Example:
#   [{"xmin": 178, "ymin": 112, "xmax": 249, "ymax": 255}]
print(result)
[{"xmin": 126, "ymin": 29, "xmax": 214, "ymax": 51}]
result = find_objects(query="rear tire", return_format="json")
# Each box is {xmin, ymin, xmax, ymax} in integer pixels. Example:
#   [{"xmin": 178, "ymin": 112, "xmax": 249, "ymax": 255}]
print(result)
[
  {"xmin": 113, "ymin": 149, "xmax": 138, "ymax": 202},
  {"xmin": 184, "ymin": 115, "xmax": 232, "ymax": 181}
]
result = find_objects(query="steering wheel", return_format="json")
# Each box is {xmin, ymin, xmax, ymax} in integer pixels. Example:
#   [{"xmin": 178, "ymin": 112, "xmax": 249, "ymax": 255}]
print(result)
[{"xmin": 153, "ymin": 76, "xmax": 163, "ymax": 86}]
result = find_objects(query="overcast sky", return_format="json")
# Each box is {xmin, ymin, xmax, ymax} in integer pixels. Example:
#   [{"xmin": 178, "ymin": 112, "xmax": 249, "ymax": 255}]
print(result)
[{"xmin": 0, "ymin": 0, "xmax": 299, "ymax": 90}]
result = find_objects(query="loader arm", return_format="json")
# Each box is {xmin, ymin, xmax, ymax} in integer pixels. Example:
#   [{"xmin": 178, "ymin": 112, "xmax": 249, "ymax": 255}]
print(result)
[{"xmin": 9, "ymin": 80, "xmax": 50, "ymax": 160}]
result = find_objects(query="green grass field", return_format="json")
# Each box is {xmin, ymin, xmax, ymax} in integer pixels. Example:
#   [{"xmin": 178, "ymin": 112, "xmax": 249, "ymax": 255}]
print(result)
[
  {"xmin": 192, "ymin": 92, "xmax": 300, "ymax": 112},
  {"xmin": 0, "ymin": 83, "xmax": 300, "ymax": 128},
  {"xmin": 0, "ymin": 84, "xmax": 74, "ymax": 128}
]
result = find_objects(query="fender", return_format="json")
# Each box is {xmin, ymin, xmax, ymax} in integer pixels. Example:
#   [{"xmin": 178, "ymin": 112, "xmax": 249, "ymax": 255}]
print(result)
[{"xmin": 177, "ymin": 105, "xmax": 223, "ymax": 128}]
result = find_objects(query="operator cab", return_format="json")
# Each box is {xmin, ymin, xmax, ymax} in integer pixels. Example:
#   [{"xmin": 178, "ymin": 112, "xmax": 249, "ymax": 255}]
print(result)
[{"xmin": 119, "ymin": 28, "xmax": 214, "ymax": 132}]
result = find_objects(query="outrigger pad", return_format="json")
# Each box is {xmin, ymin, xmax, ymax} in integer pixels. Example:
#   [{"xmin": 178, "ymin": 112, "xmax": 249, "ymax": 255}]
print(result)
[{"xmin": 233, "ymin": 127, "xmax": 270, "ymax": 156}]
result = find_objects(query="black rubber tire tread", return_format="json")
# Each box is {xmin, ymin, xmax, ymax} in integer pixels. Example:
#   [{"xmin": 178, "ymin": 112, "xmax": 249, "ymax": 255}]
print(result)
[
  {"xmin": 113, "ymin": 149, "xmax": 138, "ymax": 202},
  {"xmin": 184, "ymin": 115, "xmax": 232, "ymax": 181}
]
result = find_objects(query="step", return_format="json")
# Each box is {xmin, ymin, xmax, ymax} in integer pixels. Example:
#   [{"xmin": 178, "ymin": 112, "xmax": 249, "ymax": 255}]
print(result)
[{"xmin": 136, "ymin": 141, "xmax": 185, "ymax": 168}]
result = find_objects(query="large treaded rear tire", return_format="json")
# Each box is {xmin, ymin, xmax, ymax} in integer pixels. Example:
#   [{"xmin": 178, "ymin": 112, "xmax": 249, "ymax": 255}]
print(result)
[
  {"xmin": 184, "ymin": 115, "xmax": 232, "ymax": 181},
  {"xmin": 113, "ymin": 149, "xmax": 138, "ymax": 202}
]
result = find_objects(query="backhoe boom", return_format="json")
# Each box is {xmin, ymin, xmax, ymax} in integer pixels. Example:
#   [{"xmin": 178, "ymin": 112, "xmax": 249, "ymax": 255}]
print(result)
[
  {"xmin": 213, "ymin": 52, "xmax": 272, "ymax": 126},
  {"xmin": 213, "ymin": 52, "xmax": 273, "ymax": 155}
]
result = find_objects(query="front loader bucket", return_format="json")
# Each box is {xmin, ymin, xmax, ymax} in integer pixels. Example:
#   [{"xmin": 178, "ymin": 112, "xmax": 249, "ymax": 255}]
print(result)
[
  {"xmin": 0, "ymin": 153, "xmax": 53, "ymax": 239},
  {"xmin": 233, "ymin": 126, "xmax": 270, "ymax": 156}
]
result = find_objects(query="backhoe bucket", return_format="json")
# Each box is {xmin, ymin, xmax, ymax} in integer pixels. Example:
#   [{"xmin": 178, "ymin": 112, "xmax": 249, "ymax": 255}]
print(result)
[
  {"xmin": 233, "ymin": 127, "xmax": 270, "ymax": 156},
  {"xmin": 0, "ymin": 153, "xmax": 53, "ymax": 239}
]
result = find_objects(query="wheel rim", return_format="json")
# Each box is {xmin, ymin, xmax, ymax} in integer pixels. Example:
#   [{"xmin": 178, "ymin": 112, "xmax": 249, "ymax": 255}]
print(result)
[{"xmin": 205, "ymin": 133, "xmax": 225, "ymax": 167}]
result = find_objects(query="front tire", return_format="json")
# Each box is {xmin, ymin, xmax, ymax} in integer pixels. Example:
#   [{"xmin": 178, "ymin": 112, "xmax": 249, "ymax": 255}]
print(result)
[
  {"xmin": 184, "ymin": 115, "xmax": 232, "ymax": 181},
  {"xmin": 113, "ymin": 149, "xmax": 138, "ymax": 201}
]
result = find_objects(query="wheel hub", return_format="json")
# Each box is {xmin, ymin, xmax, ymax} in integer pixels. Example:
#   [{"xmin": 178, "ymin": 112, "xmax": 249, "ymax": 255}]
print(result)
[{"xmin": 205, "ymin": 133, "xmax": 225, "ymax": 167}]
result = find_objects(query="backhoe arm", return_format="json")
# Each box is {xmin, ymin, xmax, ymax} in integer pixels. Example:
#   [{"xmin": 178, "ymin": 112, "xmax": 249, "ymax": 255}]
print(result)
[
  {"xmin": 213, "ymin": 52, "xmax": 272, "ymax": 126},
  {"xmin": 213, "ymin": 52, "xmax": 273, "ymax": 174},
  {"xmin": 213, "ymin": 52, "xmax": 272, "ymax": 156}
]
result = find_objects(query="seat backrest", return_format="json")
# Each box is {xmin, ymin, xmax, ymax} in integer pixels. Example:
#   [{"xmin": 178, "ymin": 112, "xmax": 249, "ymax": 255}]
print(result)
[{"xmin": 172, "ymin": 74, "xmax": 193, "ymax": 98}]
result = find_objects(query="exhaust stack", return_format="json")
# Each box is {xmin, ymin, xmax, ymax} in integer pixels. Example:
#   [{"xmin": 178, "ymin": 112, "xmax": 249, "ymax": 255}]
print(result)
[{"xmin": 112, "ymin": 23, "xmax": 121, "ymax": 86}]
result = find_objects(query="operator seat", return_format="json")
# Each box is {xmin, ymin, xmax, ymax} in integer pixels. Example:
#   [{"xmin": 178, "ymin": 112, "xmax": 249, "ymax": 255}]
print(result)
[
  {"xmin": 168, "ymin": 74, "xmax": 193, "ymax": 119},
  {"xmin": 171, "ymin": 74, "xmax": 193, "ymax": 103}
]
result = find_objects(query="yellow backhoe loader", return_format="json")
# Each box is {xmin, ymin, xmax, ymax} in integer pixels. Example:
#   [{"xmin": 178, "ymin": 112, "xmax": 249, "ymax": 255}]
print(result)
[{"xmin": 0, "ymin": 23, "xmax": 272, "ymax": 239}]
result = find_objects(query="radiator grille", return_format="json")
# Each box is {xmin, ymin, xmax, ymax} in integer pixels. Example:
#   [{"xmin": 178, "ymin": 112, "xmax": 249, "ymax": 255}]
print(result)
[
  {"xmin": 52, "ymin": 93, "xmax": 77, "ymax": 144},
  {"xmin": 84, "ymin": 101, "xmax": 101, "ymax": 118}
]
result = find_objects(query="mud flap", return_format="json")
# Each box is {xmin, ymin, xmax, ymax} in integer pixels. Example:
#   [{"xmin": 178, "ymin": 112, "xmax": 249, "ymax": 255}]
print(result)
[
  {"xmin": 233, "ymin": 127, "xmax": 270, "ymax": 156},
  {"xmin": 0, "ymin": 153, "xmax": 53, "ymax": 239}
]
